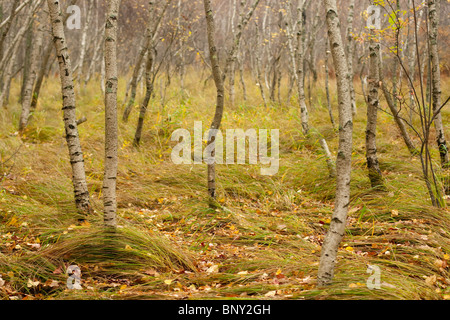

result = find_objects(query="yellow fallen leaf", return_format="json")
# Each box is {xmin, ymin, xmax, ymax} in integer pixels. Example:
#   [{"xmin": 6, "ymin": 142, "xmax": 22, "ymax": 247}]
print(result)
[
  {"xmin": 124, "ymin": 245, "xmax": 133, "ymax": 250},
  {"xmin": 444, "ymin": 254, "xmax": 450, "ymax": 260},
  {"xmin": 275, "ymin": 269, "xmax": 282, "ymax": 276},
  {"xmin": 345, "ymin": 246, "xmax": 354, "ymax": 252},
  {"xmin": 80, "ymin": 221, "xmax": 91, "ymax": 228},
  {"xmin": 120, "ymin": 284, "xmax": 127, "ymax": 290},
  {"xmin": 237, "ymin": 271, "xmax": 248, "ymax": 275},
  {"xmin": 348, "ymin": 283, "xmax": 358, "ymax": 288},
  {"xmin": 164, "ymin": 279, "xmax": 173, "ymax": 285},
  {"xmin": 391, "ymin": 210, "xmax": 399, "ymax": 217}
]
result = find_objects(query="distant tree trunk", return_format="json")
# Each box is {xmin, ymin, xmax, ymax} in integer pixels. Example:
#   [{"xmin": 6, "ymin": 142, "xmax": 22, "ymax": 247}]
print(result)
[
  {"xmin": 224, "ymin": 0, "xmax": 261, "ymax": 107},
  {"xmin": 365, "ymin": 29, "xmax": 383, "ymax": 188},
  {"xmin": 30, "ymin": 37, "xmax": 53, "ymax": 111},
  {"xmin": 380, "ymin": 70, "xmax": 417, "ymax": 155},
  {"xmin": 122, "ymin": 20, "xmax": 151, "ymax": 122},
  {"xmin": 47, "ymin": 0, "xmax": 91, "ymax": 214},
  {"xmin": 203, "ymin": 0, "xmax": 225, "ymax": 201},
  {"xmin": 238, "ymin": 50, "xmax": 247, "ymax": 101},
  {"xmin": 132, "ymin": 0, "xmax": 172, "ymax": 146},
  {"xmin": 284, "ymin": 0, "xmax": 308, "ymax": 134},
  {"xmin": 255, "ymin": 21, "xmax": 268, "ymax": 108},
  {"xmin": 319, "ymin": 138, "xmax": 336, "ymax": 178},
  {"xmin": 75, "ymin": 0, "xmax": 94, "ymax": 83},
  {"xmin": 20, "ymin": 23, "xmax": 33, "ymax": 104},
  {"xmin": 318, "ymin": 0, "xmax": 354, "ymax": 287},
  {"xmin": 123, "ymin": 0, "xmax": 170, "ymax": 123},
  {"xmin": 295, "ymin": 1, "xmax": 309, "ymax": 134},
  {"xmin": 0, "ymin": 0, "xmax": 42, "ymax": 76},
  {"xmin": 428, "ymin": 0, "xmax": 449, "ymax": 167},
  {"xmin": 325, "ymin": 40, "xmax": 335, "ymax": 128},
  {"xmin": 103, "ymin": 0, "xmax": 120, "ymax": 228},
  {"xmin": 133, "ymin": 47, "xmax": 155, "ymax": 147},
  {"xmin": 0, "ymin": 48, "xmax": 17, "ymax": 108},
  {"xmin": 345, "ymin": 0, "xmax": 356, "ymax": 116},
  {"xmin": 0, "ymin": 0, "xmax": 20, "ymax": 62},
  {"xmin": 19, "ymin": 18, "xmax": 43, "ymax": 131},
  {"xmin": 84, "ymin": 25, "xmax": 105, "ymax": 86},
  {"xmin": 407, "ymin": 0, "xmax": 423, "ymax": 122},
  {"xmin": 177, "ymin": 0, "xmax": 186, "ymax": 93}
]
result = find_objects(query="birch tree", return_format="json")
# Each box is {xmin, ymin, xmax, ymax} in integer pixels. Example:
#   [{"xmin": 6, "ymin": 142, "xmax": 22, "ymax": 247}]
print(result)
[
  {"xmin": 103, "ymin": 0, "xmax": 120, "ymax": 228},
  {"xmin": 19, "ymin": 14, "xmax": 43, "ymax": 131},
  {"xmin": 123, "ymin": 0, "xmax": 169, "ymax": 123},
  {"xmin": 203, "ymin": 0, "xmax": 225, "ymax": 201},
  {"xmin": 345, "ymin": 0, "xmax": 356, "ymax": 116},
  {"xmin": 47, "ymin": 0, "xmax": 91, "ymax": 214},
  {"xmin": 284, "ymin": 0, "xmax": 309, "ymax": 135},
  {"xmin": 365, "ymin": 25, "xmax": 383, "ymax": 188},
  {"xmin": 317, "ymin": 0, "xmax": 354, "ymax": 286},
  {"xmin": 428, "ymin": 0, "xmax": 449, "ymax": 167}
]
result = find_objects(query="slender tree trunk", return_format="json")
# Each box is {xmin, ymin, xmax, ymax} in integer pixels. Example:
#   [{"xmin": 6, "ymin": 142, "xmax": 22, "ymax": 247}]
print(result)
[
  {"xmin": 0, "ymin": 0, "xmax": 20, "ymax": 62},
  {"xmin": 103, "ymin": 0, "xmax": 120, "ymax": 228},
  {"xmin": 224, "ymin": 0, "xmax": 261, "ymax": 107},
  {"xmin": 19, "ymin": 18, "xmax": 43, "ymax": 131},
  {"xmin": 295, "ymin": 1, "xmax": 309, "ymax": 134},
  {"xmin": 122, "ymin": 25, "xmax": 150, "ymax": 122},
  {"xmin": 428, "ymin": 0, "xmax": 448, "ymax": 166},
  {"xmin": 84, "ymin": 25, "xmax": 105, "ymax": 86},
  {"xmin": 238, "ymin": 50, "xmax": 247, "ymax": 101},
  {"xmin": 318, "ymin": 0, "xmax": 354, "ymax": 287},
  {"xmin": 30, "ymin": 37, "xmax": 53, "ymax": 111},
  {"xmin": 365, "ymin": 29, "xmax": 383, "ymax": 188},
  {"xmin": 203, "ymin": 0, "xmax": 225, "ymax": 201},
  {"xmin": 47, "ymin": 0, "xmax": 90, "ymax": 214},
  {"xmin": 0, "ymin": 47, "xmax": 17, "ymax": 108},
  {"xmin": 133, "ymin": 47, "xmax": 155, "ymax": 147},
  {"xmin": 284, "ymin": 0, "xmax": 308, "ymax": 134},
  {"xmin": 20, "ymin": 23, "xmax": 33, "ymax": 103},
  {"xmin": 0, "ymin": 0, "xmax": 42, "ymax": 75},
  {"xmin": 380, "ymin": 65, "xmax": 417, "ymax": 155},
  {"xmin": 319, "ymin": 138, "xmax": 336, "ymax": 178},
  {"xmin": 345, "ymin": 0, "xmax": 356, "ymax": 116},
  {"xmin": 76, "ymin": 0, "xmax": 94, "ymax": 83},
  {"xmin": 325, "ymin": 40, "xmax": 335, "ymax": 128}
]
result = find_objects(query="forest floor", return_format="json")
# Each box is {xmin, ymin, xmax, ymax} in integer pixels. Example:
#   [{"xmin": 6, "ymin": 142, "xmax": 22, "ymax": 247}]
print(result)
[{"xmin": 1, "ymin": 74, "xmax": 450, "ymax": 300}]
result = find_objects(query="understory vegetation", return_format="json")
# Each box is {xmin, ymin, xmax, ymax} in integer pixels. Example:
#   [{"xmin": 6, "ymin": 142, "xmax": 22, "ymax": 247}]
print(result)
[{"xmin": 1, "ymin": 73, "xmax": 450, "ymax": 300}]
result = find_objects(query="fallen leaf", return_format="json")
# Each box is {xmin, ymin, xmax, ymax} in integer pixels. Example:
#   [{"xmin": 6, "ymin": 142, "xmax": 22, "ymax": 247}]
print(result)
[
  {"xmin": 265, "ymin": 290, "xmax": 276, "ymax": 297},
  {"xmin": 27, "ymin": 279, "xmax": 40, "ymax": 288},
  {"xmin": 425, "ymin": 275, "xmax": 437, "ymax": 287},
  {"xmin": 206, "ymin": 265, "xmax": 219, "ymax": 274}
]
